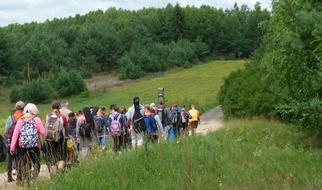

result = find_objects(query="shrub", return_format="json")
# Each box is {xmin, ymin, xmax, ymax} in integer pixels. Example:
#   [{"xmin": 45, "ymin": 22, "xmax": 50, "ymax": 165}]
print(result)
[
  {"xmin": 117, "ymin": 55, "xmax": 145, "ymax": 80},
  {"xmin": 20, "ymin": 78, "xmax": 54, "ymax": 104},
  {"xmin": 50, "ymin": 67, "xmax": 87, "ymax": 97},
  {"xmin": 9, "ymin": 85, "xmax": 22, "ymax": 103},
  {"xmin": 218, "ymin": 62, "xmax": 279, "ymax": 118}
]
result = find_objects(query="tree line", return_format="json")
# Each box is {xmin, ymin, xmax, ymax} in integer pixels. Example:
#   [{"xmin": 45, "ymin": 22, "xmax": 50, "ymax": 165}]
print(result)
[
  {"xmin": 218, "ymin": 0, "xmax": 322, "ymax": 137},
  {"xmin": 0, "ymin": 2, "xmax": 270, "ymax": 85}
]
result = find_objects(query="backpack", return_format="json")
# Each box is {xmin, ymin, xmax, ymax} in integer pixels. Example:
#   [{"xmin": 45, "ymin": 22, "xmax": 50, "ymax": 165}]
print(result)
[
  {"xmin": 45, "ymin": 113, "xmax": 62, "ymax": 142},
  {"xmin": 94, "ymin": 117, "xmax": 104, "ymax": 134},
  {"xmin": 132, "ymin": 103, "xmax": 146, "ymax": 133},
  {"xmin": 4, "ymin": 115, "xmax": 17, "ymax": 138},
  {"xmin": 109, "ymin": 114, "xmax": 122, "ymax": 137},
  {"xmin": 68, "ymin": 120, "xmax": 77, "ymax": 136},
  {"xmin": 20, "ymin": 118, "xmax": 39, "ymax": 148},
  {"xmin": 157, "ymin": 108, "xmax": 165, "ymax": 124},
  {"xmin": 0, "ymin": 135, "xmax": 7, "ymax": 162},
  {"xmin": 79, "ymin": 120, "xmax": 91, "ymax": 138},
  {"xmin": 66, "ymin": 138, "xmax": 74, "ymax": 150},
  {"xmin": 171, "ymin": 108, "xmax": 179, "ymax": 125}
]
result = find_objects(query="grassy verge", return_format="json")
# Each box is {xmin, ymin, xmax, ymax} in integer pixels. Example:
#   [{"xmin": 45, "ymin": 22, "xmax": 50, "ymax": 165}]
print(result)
[{"xmin": 32, "ymin": 119, "xmax": 322, "ymax": 189}]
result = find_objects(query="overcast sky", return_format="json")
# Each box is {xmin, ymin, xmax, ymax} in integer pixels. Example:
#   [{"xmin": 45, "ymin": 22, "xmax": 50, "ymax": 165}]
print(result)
[{"xmin": 0, "ymin": 0, "xmax": 272, "ymax": 27}]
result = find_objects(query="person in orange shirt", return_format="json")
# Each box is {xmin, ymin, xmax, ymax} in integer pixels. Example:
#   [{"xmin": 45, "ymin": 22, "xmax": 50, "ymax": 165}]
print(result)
[
  {"xmin": 188, "ymin": 104, "xmax": 200, "ymax": 137},
  {"xmin": 3, "ymin": 101, "xmax": 25, "ymax": 182}
]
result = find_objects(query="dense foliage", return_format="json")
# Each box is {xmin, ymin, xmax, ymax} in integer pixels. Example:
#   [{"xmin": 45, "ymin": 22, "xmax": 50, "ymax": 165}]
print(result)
[
  {"xmin": 9, "ymin": 67, "xmax": 87, "ymax": 104},
  {"xmin": 0, "ymin": 2, "xmax": 270, "ymax": 84},
  {"xmin": 218, "ymin": 0, "xmax": 322, "ymax": 136}
]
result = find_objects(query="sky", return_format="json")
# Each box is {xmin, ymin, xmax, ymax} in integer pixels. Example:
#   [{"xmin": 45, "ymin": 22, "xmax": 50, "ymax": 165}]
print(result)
[{"xmin": 0, "ymin": 0, "xmax": 272, "ymax": 27}]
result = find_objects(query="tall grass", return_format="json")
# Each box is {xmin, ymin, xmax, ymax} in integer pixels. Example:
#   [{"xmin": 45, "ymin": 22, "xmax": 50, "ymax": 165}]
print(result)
[{"xmin": 33, "ymin": 119, "xmax": 322, "ymax": 189}]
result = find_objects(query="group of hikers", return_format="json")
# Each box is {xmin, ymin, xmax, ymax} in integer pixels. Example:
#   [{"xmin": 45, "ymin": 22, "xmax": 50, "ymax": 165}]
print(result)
[{"xmin": 1, "ymin": 97, "xmax": 200, "ymax": 186}]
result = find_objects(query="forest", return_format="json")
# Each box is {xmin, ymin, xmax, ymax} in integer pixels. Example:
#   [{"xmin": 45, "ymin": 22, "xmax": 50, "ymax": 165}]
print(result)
[
  {"xmin": 0, "ymin": 2, "xmax": 270, "ymax": 84},
  {"xmin": 218, "ymin": 0, "xmax": 322, "ymax": 137}
]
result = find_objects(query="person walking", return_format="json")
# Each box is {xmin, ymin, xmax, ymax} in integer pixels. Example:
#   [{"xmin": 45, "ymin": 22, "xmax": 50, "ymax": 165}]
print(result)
[
  {"xmin": 144, "ymin": 105, "xmax": 157, "ymax": 143},
  {"xmin": 60, "ymin": 100, "xmax": 72, "ymax": 120},
  {"xmin": 156, "ymin": 101, "xmax": 172, "ymax": 140},
  {"xmin": 10, "ymin": 103, "xmax": 46, "ymax": 186},
  {"xmin": 3, "ymin": 101, "xmax": 25, "ymax": 182},
  {"xmin": 108, "ymin": 106, "xmax": 126, "ymax": 152},
  {"xmin": 44, "ymin": 101, "xmax": 67, "ymax": 175},
  {"xmin": 188, "ymin": 104, "xmax": 200, "ymax": 137},
  {"xmin": 94, "ymin": 108, "xmax": 108, "ymax": 150},
  {"xmin": 125, "ymin": 97, "xmax": 145, "ymax": 149},
  {"xmin": 178, "ymin": 105, "xmax": 191, "ymax": 137},
  {"xmin": 76, "ymin": 107, "xmax": 94, "ymax": 158}
]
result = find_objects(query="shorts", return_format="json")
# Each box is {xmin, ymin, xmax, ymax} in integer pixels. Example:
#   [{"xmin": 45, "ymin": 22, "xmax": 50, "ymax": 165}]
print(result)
[
  {"xmin": 131, "ymin": 130, "xmax": 143, "ymax": 147},
  {"xmin": 189, "ymin": 121, "xmax": 199, "ymax": 128}
]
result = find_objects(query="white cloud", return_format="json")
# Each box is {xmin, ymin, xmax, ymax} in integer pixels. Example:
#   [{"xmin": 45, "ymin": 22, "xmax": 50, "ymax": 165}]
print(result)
[{"xmin": 0, "ymin": 0, "xmax": 272, "ymax": 27}]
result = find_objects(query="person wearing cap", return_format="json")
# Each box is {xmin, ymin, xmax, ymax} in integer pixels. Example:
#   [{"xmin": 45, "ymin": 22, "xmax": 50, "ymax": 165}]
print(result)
[
  {"xmin": 3, "ymin": 101, "xmax": 25, "ymax": 182},
  {"xmin": 125, "ymin": 97, "xmax": 145, "ymax": 149},
  {"xmin": 44, "ymin": 100, "xmax": 68, "ymax": 174},
  {"xmin": 188, "ymin": 104, "xmax": 200, "ymax": 137}
]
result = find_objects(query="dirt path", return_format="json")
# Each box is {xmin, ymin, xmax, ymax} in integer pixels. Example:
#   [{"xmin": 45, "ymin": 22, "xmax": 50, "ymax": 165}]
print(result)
[
  {"xmin": 0, "ymin": 106, "xmax": 224, "ymax": 189},
  {"xmin": 197, "ymin": 106, "xmax": 224, "ymax": 135}
]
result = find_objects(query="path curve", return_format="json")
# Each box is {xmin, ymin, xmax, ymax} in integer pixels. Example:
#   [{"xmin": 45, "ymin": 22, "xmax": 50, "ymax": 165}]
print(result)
[{"xmin": 0, "ymin": 106, "xmax": 224, "ymax": 189}]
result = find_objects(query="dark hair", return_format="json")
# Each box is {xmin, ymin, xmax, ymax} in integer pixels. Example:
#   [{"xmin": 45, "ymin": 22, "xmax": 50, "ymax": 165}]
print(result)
[
  {"xmin": 52, "ymin": 100, "xmax": 61, "ymax": 109},
  {"xmin": 113, "ymin": 106, "xmax": 120, "ymax": 113},
  {"xmin": 110, "ymin": 104, "xmax": 117, "ymax": 110},
  {"xmin": 83, "ymin": 107, "xmax": 94, "ymax": 128},
  {"xmin": 134, "ymin": 97, "xmax": 140, "ymax": 110},
  {"xmin": 68, "ymin": 112, "xmax": 76, "ymax": 118},
  {"xmin": 133, "ymin": 97, "xmax": 140, "ymax": 104},
  {"xmin": 119, "ymin": 107, "xmax": 127, "ymax": 114}
]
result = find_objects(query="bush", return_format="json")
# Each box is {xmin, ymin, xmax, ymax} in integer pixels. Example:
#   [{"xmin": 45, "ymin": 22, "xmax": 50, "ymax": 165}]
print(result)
[
  {"xmin": 50, "ymin": 67, "xmax": 87, "ymax": 97},
  {"xmin": 218, "ymin": 62, "xmax": 279, "ymax": 118},
  {"xmin": 9, "ymin": 85, "xmax": 22, "ymax": 103},
  {"xmin": 117, "ymin": 55, "xmax": 145, "ymax": 80},
  {"xmin": 20, "ymin": 78, "xmax": 54, "ymax": 104}
]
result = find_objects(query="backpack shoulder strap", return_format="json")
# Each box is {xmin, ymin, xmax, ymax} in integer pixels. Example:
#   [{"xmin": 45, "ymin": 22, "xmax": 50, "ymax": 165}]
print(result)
[
  {"xmin": 10, "ymin": 115, "xmax": 16, "ymax": 125},
  {"xmin": 116, "ymin": 114, "xmax": 121, "ymax": 120}
]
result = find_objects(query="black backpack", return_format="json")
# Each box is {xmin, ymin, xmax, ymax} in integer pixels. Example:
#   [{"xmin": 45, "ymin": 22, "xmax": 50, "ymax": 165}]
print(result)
[
  {"xmin": 0, "ymin": 135, "xmax": 8, "ymax": 162},
  {"xmin": 79, "ymin": 120, "xmax": 92, "ymax": 137},
  {"xmin": 132, "ymin": 102, "xmax": 146, "ymax": 133},
  {"xmin": 94, "ymin": 117, "xmax": 104, "ymax": 133}
]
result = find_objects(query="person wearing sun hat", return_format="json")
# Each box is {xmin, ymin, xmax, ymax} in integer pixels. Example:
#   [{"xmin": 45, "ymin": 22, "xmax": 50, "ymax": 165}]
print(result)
[{"xmin": 3, "ymin": 101, "xmax": 25, "ymax": 182}]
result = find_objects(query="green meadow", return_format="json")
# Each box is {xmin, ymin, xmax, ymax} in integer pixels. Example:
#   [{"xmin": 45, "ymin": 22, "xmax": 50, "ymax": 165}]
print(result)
[
  {"xmin": 1, "ymin": 60, "xmax": 321, "ymax": 189},
  {"xmin": 34, "ymin": 119, "xmax": 322, "ymax": 189}
]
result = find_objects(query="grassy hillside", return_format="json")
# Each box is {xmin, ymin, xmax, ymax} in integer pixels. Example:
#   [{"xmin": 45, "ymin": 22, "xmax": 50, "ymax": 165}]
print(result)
[
  {"xmin": 0, "ymin": 60, "xmax": 244, "ymax": 172},
  {"xmin": 34, "ymin": 119, "xmax": 322, "ymax": 189},
  {"xmin": 0, "ymin": 60, "xmax": 245, "ymax": 127}
]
